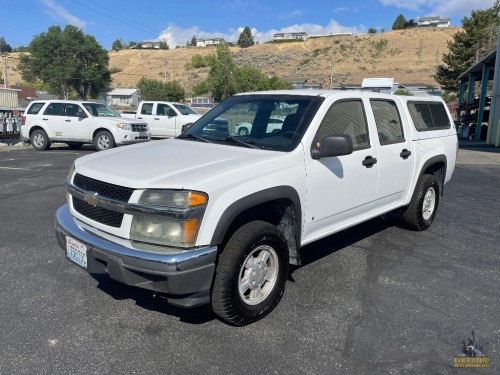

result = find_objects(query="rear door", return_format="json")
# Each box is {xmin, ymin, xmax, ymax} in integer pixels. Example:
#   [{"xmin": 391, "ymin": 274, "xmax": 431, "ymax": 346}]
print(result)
[
  {"xmin": 41, "ymin": 102, "xmax": 64, "ymax": 138},
  {"xmin": 62, "ymin": 103, "xmax": 90, "ymax": 141},
  {"xmin": 136, "ymin": 102, "xmax": 156, "ymax": 134},
  {"xmin": 368, "ymin": 99, "xmax": 413, "ymax": 208}
]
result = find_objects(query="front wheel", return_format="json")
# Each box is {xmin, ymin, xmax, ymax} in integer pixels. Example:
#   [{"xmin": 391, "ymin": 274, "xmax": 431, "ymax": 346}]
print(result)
[
  {"xmin": 238, "ymin": 127, "xmax": 249, "ymax": 136},
  {"xmin": 93, "ymin": 131, "xmax": 115, "ymax": 151},
  {"xmin": 30, "ymin": 129, "xmax": 51, "ymax": 151},
  {"xmin": 211, "ymin": 220, "xmax": 289, "ymax": 326},
  {"xmin": 402, "ymin": 174, "xmax": 440, "ymax": 231}
]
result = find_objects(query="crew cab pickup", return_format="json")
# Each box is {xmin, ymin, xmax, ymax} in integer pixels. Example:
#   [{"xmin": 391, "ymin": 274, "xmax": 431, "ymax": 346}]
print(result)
[
  {"xmin": 55, "ymin": 90, "xmax": 458, "ymax": 326},
  {"xmin": 121, "ymin": 101, "xmax": 201, "ymax": 138},
  {"xmin": 21, "ymin": 100, "xmax": 151, "ymax": 151}
]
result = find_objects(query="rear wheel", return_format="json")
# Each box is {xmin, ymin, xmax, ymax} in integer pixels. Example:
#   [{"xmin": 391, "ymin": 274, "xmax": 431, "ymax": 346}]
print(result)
[
  {"xmin": 211, "ymin": 220, "xmax": 289, "ymax": 326},
  {"xmin": 238, "ymin": 127, "xmax": 249, "ymax": 136},
  {"xmin": 402, "ymin": 174, "xmax": 440, "ymax": 231},
  {"xmin": 30, "ymin": 129, "xmax": 51, "ymax": 151},
  {"xmin": 94, "ymin": 131, "xmax": 115, "ymax": 151}
]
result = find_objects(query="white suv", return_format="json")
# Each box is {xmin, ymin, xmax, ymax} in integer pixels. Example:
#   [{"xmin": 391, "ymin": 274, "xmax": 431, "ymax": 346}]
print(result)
[{"xmin": 21, "ymin": 100, "xmax": 151, "ymax": 151}]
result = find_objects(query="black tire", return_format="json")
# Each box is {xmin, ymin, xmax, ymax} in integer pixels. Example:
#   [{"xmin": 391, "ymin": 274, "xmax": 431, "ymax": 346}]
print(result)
[
  {"xmin": 238, "ymin": 127, "xmax": 249, "ymax": 136},
  {"xmin": 93, "ymin": 131, "xmax": 115, "ymax": 151},
  {"xmin": 66, "ymin": 142, "xmax": 84, "ymax": 149},
  {"xmin": 402, "ymin": 174, "xmax": 440, "ymax": 231},
  {"xmin": 30, "ymin": 129, "xmax": 51, "ymax": 151},
  {"xmin": 211, "ymin": 220, "xmax": 289, "ymax": 326}
]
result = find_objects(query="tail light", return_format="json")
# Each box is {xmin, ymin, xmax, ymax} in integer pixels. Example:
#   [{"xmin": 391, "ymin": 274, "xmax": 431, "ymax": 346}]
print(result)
[{"xmin": 21, "ymin": 116, "xmax": 26, "ymax": 125}]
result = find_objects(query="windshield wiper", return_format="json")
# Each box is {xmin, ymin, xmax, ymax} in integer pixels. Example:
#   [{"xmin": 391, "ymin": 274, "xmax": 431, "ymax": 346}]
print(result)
[
  {"xmin": 222, "ymin": 137, "xmax": 259, "ymax": 149},
  {"xmin": 178, "ymin": 133, "xmax": 213, "ymax": 143}
]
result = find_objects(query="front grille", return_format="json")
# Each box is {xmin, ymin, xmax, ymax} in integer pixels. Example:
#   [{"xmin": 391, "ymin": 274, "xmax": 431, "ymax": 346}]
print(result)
[
  {"xmin": 73, "ymin": 174, "xmax": 134, "ymax": 202},
  {"xmin": 72, "ymin": 174, "xmax": 134, "ymax": 228},
  {"xmin": 131, "ymin": 123, "xmax": 148, "ymax": 132},
  {"xmin": 73, "ymin": 197, "xmax": 124, "ymax": 228}
]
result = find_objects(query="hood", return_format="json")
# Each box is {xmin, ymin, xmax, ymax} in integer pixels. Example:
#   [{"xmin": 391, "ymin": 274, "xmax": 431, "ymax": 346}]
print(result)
[{"xmin": 75, "ymin": 139, "xmax": 283, "ymax": 190}]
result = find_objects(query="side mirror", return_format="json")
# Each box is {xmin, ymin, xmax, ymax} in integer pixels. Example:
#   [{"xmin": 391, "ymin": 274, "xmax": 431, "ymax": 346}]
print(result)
[
  {"xmin": 166, "ymin": 109, "xmax": 177, "ymax": 117},
  {"xmin": 311, "ymin": 134, "xmax": 353, "ymax": 160},
  {"xmin": 77, "ymin": 111, "xmax": 87, "ymax": 119}
]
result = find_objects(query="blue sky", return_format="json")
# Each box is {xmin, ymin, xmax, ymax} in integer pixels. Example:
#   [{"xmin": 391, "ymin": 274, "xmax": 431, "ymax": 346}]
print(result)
[{"xmin": 1, "ymin": 0, "xmax": 496, "ymax": 49}]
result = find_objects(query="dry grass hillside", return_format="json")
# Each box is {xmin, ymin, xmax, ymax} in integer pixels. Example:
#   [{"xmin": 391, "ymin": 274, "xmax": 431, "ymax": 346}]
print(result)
[{"xmin": 6, "ymin": 27, "xmax": 458, "ymax": 95}]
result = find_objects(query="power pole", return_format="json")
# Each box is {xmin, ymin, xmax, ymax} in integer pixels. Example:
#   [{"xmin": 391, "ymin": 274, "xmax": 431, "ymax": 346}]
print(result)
[
  {"xmin": 163, "ymin": 60, "xmax": 168, "ymax": 83},
  {"xmin": 329, "ymin": 61, "xmax": 334, "ymax": 90},
  {"xmin": 2, "ymin": 53, "xmax": 8, "ymax": 88}
]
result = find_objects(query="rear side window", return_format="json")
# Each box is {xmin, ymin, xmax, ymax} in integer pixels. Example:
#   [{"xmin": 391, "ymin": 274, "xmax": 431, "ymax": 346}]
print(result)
[
  {"xmin": 43, "ymin": 102, "xmax": 64, "ymax": 116},
  {"xmin": 407, "ymin": 102, "xmax": 451, "ymax": 131},
  {"xmin": 316, "ymin": 99, "xmax": 370, "ymax": 150},
  {"xmin": 27, "ymin": 102, "xmax": 45, "ymax": 115},
  {"xmin": 370, "ymin": 100, "xmax": 404, "ymax": 145}
]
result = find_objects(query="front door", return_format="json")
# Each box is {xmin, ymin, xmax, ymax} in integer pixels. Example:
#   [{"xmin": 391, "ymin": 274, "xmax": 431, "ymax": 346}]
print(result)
[
  {"xmin": 155, "ymin": 103, "xmax": 177, "ymax": 137},
  {"xmin": 303, "ymin": 99, "xmax": 379, "ymax": 242}
]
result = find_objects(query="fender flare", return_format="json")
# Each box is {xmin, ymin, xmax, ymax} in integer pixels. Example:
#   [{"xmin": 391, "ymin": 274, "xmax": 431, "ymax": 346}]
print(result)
[
  {"xmin": 414, "ymin": 154, "xmax": 447, "ymax": 196},
  {"xmin": 210, "ymin": 186, "xmax": 302, "ymax": 246}
]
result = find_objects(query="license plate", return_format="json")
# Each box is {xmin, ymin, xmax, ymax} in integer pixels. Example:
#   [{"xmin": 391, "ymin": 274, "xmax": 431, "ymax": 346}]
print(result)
[
  {"xmin": 66, "ymin": 236, "xmax": 88, "ymax": 269},
  {"xmin": 139, "ymin": 132, "xmax": 148, "ymax": 138}
]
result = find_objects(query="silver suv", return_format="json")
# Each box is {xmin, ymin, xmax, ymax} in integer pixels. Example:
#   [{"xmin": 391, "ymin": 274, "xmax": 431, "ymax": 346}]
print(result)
[{"xmin": 21, "ymin": 100, "xmax": 150, "ymax": 151}]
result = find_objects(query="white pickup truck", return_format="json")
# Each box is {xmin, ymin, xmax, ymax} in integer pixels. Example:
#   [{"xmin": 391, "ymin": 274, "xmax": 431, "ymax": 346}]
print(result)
[
  {"xmin": 56, "ymin": 90, "xmax": 458, "ymax": 326},
  {"xmin": 122, "ymin": 101, "xmax": 201, "ymax": 138}
]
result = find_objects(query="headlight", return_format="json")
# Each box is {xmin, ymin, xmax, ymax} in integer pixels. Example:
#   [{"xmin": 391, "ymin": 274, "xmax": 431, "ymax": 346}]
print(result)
[
  {"xmin": 130, "ymin": 190, "xmax": 208, "ymax": 248},
  {"xmin": 115, "ymin": 122, "xmax": 131, "ymax": 130}
]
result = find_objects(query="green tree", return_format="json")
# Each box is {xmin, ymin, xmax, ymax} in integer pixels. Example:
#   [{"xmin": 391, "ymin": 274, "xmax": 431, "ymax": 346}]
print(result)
[
  {"xmin": 136, "ymin": 77, "xmax": 185, "ymax": 101},
  {"xmin": 237, "ymin": 26, "xmax": 255, "ymax": 48},
  {"xmin": 405, "ymin": 19, "xmax": 416, "ymax": 28},
  {"xmin": 368, "ymin": 28, "xmax": 377, "ymax": 34},
  {"xmin": 392, "ymin": 14, "xmax": 407, "ymax": 30},
  {"xmin": 191, "ymin": 54, "xmax": 208, "ymax": 68},
  {"xmin": 394, "ymin": 89, "xmax": 413, "ymax": 96},
  {"xmin": 112, "ymin": 38, "xmax": 124, "ymax": 51},
  {"xmin": 0, "ymin": 37, "xmax": 12, "ymax": 53},
  {"xmin": 159, "ymin": 41, "xmax": 169, "ymax": 50},
  {"xmin": 191, "ymin": 35, "xmax": 197, "ymax": 46},
  {"xmin": 435, "ymin": 0, "xmax": 500, "ymax": 91},
  {"xmin": 19, "ymin": 25, "xmax": 111, "ymax": 99},
  {"xmin": 206, "ymin": 45, "xmax": 239, "ymax": 101}
]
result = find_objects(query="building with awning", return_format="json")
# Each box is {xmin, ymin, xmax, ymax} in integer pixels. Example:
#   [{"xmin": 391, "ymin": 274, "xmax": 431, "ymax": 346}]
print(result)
[{"xmin": 457, "ymin": 48, "xmax": 500, "ymax": 145}]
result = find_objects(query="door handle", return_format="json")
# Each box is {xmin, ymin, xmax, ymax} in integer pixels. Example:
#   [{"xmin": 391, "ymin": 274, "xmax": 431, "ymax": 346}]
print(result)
[
  {"xmin": 400, "ymin": 149, "xmax": 412, "ymax": 159},
  {"xmin": 154, "ymin": 117, "xmax": 160, "ymax": 120},
  {"xmin": 43, "ymin": 118, "xmax": 48, "ymax": 121},
  {"xmin": 362, "ymin": 156, "xmax": 377, "ymax": 168},
  {"xmin": 65, "ymin": 119, "xmax": 71, "ymax": 122},
  {"xmin": 137, "ymin": 117, "xmax": 143, "ymax": 119}
]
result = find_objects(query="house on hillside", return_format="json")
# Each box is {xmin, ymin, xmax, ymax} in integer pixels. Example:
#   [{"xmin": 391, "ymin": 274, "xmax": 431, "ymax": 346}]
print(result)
[
  {"xmin": 132, "ymin": 40, "xmax": 161, "ymax": 49},
  {"xmin": 99, "ymin": 88, "xmax": 141, "ymax": 107},
  {"xmin": 285, "ymin": 78, "xmax": 308, "ymax": 89},
  {"xmin": 303, "ymin": 81, "xmax": 323, "ymax": 90},
  {"xmin": 185, "ymin": 96, "xmax": 216, "ymax": 108},
  {"xmin": 273, "ymin": 32, "xmax": 308, "ymax": 41},
  {"xmin": 196, "ymin": 38, "xmax": 227, "ymax": 47},
  {"xmin": 417, "ymin": 16, "xmax": 451, "ymax": 28}
]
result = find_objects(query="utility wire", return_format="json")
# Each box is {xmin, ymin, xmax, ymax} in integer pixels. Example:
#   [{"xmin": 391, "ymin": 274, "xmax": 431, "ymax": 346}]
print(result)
[{"xmin": 68, "ymin": 0, "xmax": 158, "ymax": 38}]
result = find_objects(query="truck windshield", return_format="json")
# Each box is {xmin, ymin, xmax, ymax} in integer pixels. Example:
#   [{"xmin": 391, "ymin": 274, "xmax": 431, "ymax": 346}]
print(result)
[
  {"xmin": 173, "ymin": 104, "xmax": 199, "ymax": 115},
  {"xmin": 178, "ymin": 94, "xmax": 323, "ymax": 152},
  {"xmin": 83, "ymin": 103, "xmax": 121, "ymax": 117}
]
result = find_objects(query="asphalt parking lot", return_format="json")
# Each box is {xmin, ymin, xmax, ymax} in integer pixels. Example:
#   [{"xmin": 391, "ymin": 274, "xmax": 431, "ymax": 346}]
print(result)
[{"xmin": 0, "ymin": 141, "xmax": 499, "ymax": 374}]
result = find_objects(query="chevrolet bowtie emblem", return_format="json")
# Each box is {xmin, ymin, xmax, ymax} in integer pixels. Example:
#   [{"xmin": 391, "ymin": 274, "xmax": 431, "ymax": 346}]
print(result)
[{"xmin": 84, "ymin": 193, "xmax": 99, "ymax": 206}]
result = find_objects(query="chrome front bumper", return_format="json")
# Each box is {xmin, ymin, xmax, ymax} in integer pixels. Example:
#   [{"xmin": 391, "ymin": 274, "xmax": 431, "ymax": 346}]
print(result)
[{"xmin": 55, "ymin": 204, "xmax": 217, "ymax": 307}]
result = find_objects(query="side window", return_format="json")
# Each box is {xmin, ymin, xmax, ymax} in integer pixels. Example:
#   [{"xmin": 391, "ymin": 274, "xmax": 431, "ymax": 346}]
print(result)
[
  {"xmin": 370, "ymin": 100, "xmax": 404, "ymax": 145},
  {"xmin": 64, "ymin": 104, "xmax": 83, "ymax": 117},
  {"xmin": 43, "ymin": 103, "xmax": 64, "ymax": 116},
  {"xmin": 316, "ymin": 100, "xmax": 370, "ymax": 150},
  {"xmin": 141, "ymin": 103, "xmax": 153, "ymax": 115},
  {"xmin": 27, "ymin": 102, "xmax": 45, "ymax": 115},
  {"xmin": 408, "ymin": 102, "xmax": 451, "ymax": 131},
  {"xmin": 156, "ymin": 104, "xmax": 168, "ymax": 115}
]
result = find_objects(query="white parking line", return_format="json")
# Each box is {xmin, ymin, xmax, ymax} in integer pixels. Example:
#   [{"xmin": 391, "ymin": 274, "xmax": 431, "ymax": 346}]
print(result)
[{"xmin": 0, "ymin": 166, "xmax": 42, "ymax": 171}]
